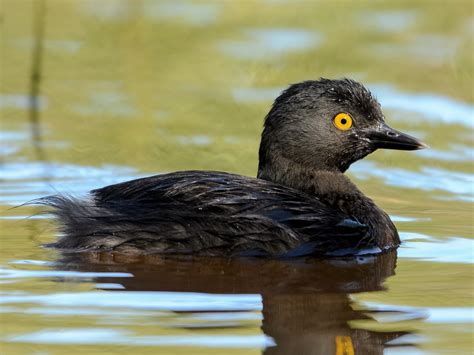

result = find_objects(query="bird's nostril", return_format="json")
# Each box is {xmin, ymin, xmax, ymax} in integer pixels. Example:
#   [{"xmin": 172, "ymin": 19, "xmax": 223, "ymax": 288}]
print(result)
[{"xmin": 387, "ymin": 131, "xmax": 397, "ymax": 137}]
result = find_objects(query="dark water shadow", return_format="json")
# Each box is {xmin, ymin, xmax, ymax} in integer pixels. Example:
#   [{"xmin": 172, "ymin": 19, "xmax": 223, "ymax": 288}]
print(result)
[{"xmin": 57, "ymin": 250, "xmax": 413, "ymax": 354}]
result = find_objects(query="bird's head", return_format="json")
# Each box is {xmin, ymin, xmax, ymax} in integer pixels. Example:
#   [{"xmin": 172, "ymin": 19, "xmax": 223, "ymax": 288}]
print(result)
[{"xmin": 258, "ymin": 78, "xmax": 427, "ymax": 178}]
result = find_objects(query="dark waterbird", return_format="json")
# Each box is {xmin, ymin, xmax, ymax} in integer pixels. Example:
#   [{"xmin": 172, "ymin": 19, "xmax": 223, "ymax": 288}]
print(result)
[{"xmin": 37, "ymin": 78, "xmax": 427, "ymax": 257}]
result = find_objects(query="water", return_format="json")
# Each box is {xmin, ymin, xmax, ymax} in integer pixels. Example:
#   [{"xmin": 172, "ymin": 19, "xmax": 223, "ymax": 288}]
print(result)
[{"xmin": 1, "ymin": 0, "xmax": 473, "ymax": 354}]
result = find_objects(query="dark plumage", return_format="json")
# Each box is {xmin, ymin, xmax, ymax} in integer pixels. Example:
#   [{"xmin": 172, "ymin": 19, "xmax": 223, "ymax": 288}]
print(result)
[{"xmin": 36, "ymin": 78, "xmax": 427, "ymax": 257}]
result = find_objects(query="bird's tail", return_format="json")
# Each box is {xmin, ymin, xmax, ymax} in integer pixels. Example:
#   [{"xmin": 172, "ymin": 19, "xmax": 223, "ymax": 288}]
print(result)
[{"xmin": 33, "ymin": 194, "xmax": 125, "ymax": 251}]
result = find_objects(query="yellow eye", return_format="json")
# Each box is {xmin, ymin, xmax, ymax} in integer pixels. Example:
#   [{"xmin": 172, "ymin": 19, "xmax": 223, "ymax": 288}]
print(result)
[{"xmin": 333, "ymin": 112, "xmax": 353, "ymax": 131}]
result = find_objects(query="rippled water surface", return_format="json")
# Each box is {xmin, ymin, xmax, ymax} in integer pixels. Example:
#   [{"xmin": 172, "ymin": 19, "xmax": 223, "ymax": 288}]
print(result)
[{"xmin": 1, "ymin": 1, "xmax": 473, "ymax": 354}]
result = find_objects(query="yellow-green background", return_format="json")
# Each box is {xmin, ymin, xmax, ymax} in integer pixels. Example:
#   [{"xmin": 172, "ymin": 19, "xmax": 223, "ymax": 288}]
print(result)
[{"xmin": 1, "ymin": 0, "xmax": 473, "ymax": 354}]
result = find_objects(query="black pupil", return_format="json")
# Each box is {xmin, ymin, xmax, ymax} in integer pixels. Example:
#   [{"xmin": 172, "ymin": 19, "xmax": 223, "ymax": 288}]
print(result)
[{"xmin": 340, "ymin": 118, "xmax": 347, "ymax": 125}]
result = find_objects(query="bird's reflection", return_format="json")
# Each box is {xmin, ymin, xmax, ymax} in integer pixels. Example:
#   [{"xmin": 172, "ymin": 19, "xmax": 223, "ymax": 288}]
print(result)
[{"xmin": 58, "ymin": 250, "xmax": 412, "ymax": 354}]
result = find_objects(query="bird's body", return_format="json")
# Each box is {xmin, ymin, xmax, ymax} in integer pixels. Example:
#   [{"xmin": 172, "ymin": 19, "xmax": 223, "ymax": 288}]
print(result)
[
  {"xmin": 45, "ymin": 170, "xmax": 395, "ymax": 256},
  {"xmin": 38, "ymin": 79, "xmax": 426, "ymax": 257}
]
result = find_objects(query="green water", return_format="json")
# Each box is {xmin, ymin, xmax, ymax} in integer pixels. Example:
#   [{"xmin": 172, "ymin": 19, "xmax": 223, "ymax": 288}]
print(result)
[{"xmin": 1, "ymin": 0, "xmax": 473, "ymax": 354}]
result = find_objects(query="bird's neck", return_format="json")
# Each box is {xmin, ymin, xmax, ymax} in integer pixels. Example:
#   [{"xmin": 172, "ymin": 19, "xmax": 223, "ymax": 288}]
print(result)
[{"xmin": 257, "ymin": 156, "xmax": 361, "ymax": 197}]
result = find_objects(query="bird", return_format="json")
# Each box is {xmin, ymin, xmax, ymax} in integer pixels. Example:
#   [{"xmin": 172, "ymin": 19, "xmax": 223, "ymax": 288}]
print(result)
[{"xmin": 37, "ymin": 78, "xmax": 427, "ymax": 257}]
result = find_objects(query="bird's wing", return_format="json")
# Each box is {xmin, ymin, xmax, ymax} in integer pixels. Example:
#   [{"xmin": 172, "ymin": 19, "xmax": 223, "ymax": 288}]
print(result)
[{"xmin": 88, "ymin": 171, "xmax": 368, "ymax": 256}]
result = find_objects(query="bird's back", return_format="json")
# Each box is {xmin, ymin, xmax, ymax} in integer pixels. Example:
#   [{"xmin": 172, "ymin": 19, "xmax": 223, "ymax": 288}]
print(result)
[{"xmin": 41, "ymin": 171, "xmax": 369, "ymax": 256}]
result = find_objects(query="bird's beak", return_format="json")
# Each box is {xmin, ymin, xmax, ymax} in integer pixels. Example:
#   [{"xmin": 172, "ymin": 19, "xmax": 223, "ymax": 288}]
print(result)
[{"xmin": 366, "ymin": 123, "xmax": 429, "ymax": 151}]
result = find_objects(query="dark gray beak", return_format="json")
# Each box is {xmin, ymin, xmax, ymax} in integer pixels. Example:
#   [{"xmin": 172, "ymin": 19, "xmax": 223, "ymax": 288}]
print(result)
[{"xmin": 367, "ymin": 123, "xmax": 429, "ymax": 151}]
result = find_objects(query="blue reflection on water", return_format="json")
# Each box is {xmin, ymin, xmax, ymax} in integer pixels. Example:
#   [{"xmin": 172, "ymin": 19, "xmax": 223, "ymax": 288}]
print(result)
[
  {"xmin": 400, "ymin": 233, "xmax": 474, "ymax": 264},
  {"xmin": 358, "ymin": 301, "xmax": 474, "ymax": 324},
  {"xmin": 13, "ymin": 38, "xmax": 82, "ymax": 54},
  {"xmin": 175, "ymin": 135, "xmax": 212, "ymax": 145},
  {"xmin": 232, "ymin": 87, "xmax": 282, "ymax": 103},
  {"xmin": 369, "ymin": 35, "xmax": 461, "ymax": 65},
  {"xmin": 72, "ymin": 91, "xmax": 136, "ymax": 117},
  {"xmin": 146, "ymin": 1, "xmax": 221, "ymax": 26},
  {"xmin": 0, "ymin": 267, "xmax": 132, "ymax": 280},
  {"xmin": 8, "ymin": 328, "xmax": 274, "ymax": 347},
  {"xmin": 352, "ymin": 161, "xmax": 474, "ymax": 201},
  {"xmin": 370, "ymin": 84, "xmax": 474, "ymax": 127},
  {"xmin": 0, "ymin": 161, "xmax": 142, "ymax": 205},
  {"xmin": 0, "ymin": 94, "xmax": 47, "ymax": 110},
  {"xmin": 222, "ymin": 28, "xmax": 322, "ymax": 59},
  {"xmin": 415, "ymin": 146, "xmax": 473, "ymax": 162},
  {"xmin": 0, "ymin": 131, "xmax": 28, "ymax": 157},
  {"xmin": 0, "ymin": 291, "xmax": 262, "ymax": 311},
  {"xmin": 353, "ymin": 10, "xmax": 417, "ymax": 33}
]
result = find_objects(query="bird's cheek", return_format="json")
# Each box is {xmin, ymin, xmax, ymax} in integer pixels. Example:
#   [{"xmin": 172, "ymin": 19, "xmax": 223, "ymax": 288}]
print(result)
[
  {"xmin": 348, "ymin": 132, "xmax": 369, "ymax": 149},
  {"xmin": 351, "ymin": 137, "xmax": 377, "ymax": 158},
  {"xmin": 349, "ymin": 131, "xmax": 375, "ymax": 150}
]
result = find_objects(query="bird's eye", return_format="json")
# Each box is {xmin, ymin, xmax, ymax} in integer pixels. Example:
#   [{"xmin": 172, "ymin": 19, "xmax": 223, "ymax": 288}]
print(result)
[{"xmin": 333, "ymin": 113, "xmax": 353, "ymax": 131}]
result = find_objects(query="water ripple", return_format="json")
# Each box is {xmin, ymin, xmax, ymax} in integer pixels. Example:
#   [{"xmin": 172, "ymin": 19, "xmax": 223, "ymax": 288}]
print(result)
[
  {"xmin": 0, "ymin": 291, "xmax": 263, "ymax": 312},
  {"xmin": 351, "ymin": 161, "xmax": 474, "ymax": 201},
  {"xmin": 221, "ymin": 28, "xmax": 322, "ymax": 59},
  {"xmin": 8, "ymin": 328, "xmax": 274, "ymax": 347},
  {"xmin": 370, "ymin": 84, "xmax": 474, "ymax": 127}
]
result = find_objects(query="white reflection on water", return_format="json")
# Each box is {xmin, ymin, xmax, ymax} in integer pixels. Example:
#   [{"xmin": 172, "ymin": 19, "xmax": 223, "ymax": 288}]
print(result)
[
  {"xmin": 12, "ymin": 38, "xmax": 82, "ymax": 54},
  {"xmin": 353, "ymin": 10, "xmax": 417, "ymax": 33},
  {"xmin": 0, "ymin": 268, "xmax": 132, "ymax": 280},
  {"xmin": 72, "ymin": 91, "xmax": 136, "ymax": 117},
  {"xmin": 415, "ymin": 146, "xmax": 473, "ymax": 162},
  {"xmin": 1, "ymin": 130, "xmax": 71, "ymax": 157},
  {"xmin": 0, "ymin": 161, "xmax": 142, "ymax": 205},
  {"xmin": 351, "ymin": 161, "xmax": 474, "ymax": 201},
  {"xmin": 391, "ymin": 215, "xmax": 430, "ymax": 222},
  {"xmin": 1, "ymin": 162, "xmax": 137, "ymax": 181},
  {"xmin": 222, "ymin": 28, "xmax": 322, "ymax": 59},
  {"xmin": 2, "ymin": 306, "xmax": 161, "ymax": 317},
  {"xmin": 8, "ymin": 328, "xmax": 274, "ymax": 348},
  {"xmin": 80, "ymin": 0, "xmax": 134, "ymax": 21},
  {"xmin": 0, "ymin": 291, "xmax": 262, "ymax": 311},
  {"xmin": 175, "ymin": 135, "xmax": 212, "ymax": 145},
  {"xmin": 80, "ymin": 0, "xmax": 221, "ymax": 26},
  {"xmin": 370, "ymin": 35, "xmax": 461, "ymax": 65},
  {"xmin": 95, "ymin": 283, "xmax": 126, "ymax": 290},
  {"xmin": 0, "ymin": 131, "xmax": 28, "ymax": 157},
  {"xmin": 358, "ymin": 301, "xmax": 474, "ymax": 324},
  {"xmin": 191, "ymin": 312, "xmax": 262, "ymax": 321},
  {"xmin": 145, "ymin": 1, "xmax": 220, "ymax": 26},
  {"xmin": 1, "ymin": 305, "xmax": 261, "ymax": 324},
  {"xmin": 10, "ymin": 260, "xmax": 54, "ymax": 266},
  {"xmin": 0, "ymin": 94, "xmax": 47, "ymax": 110},
  {"xmin": 370, "ymin": 84, "xmax": 474, "ymax": 127},
  {"xmin": 0, "ymin": 131, "xmax": 29, "ymax": 142},
  {"xmin": 399, "ymin": 235, "xmax": 474, "ymax": 264},
  {"xmin": 232, "ymin": 87, "xmax": 283, "ymax": 103},
  {"xmin": 385, "ymin": 344, "xmax": 426, "ymax": 355}
]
